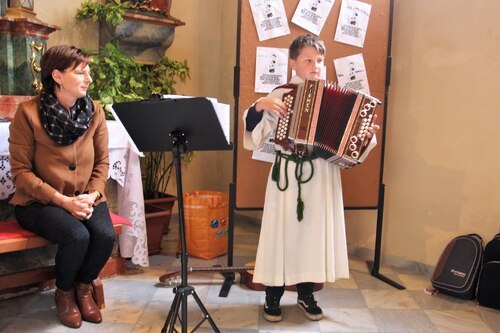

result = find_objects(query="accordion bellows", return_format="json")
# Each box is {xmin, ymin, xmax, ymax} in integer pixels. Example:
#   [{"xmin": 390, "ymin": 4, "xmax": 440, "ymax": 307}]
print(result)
[{"xmin": 275, "ymin": 79, "xmax": 381, "ymax": 168}]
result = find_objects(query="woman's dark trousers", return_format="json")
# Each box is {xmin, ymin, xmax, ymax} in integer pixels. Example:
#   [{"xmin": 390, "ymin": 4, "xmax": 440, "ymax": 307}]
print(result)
[{"xmin": 15, "ymin": 202, "xmax": 115, "ymax": 291}]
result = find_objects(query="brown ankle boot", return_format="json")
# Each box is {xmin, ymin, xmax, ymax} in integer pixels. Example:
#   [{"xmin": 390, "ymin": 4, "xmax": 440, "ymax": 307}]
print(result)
[
  {"xmin": 75, "ymin": 282, "xmax": 102, "ymax": 323},
  {"xmin": 55, "ymin": 288, "xmax": 82, "ymax": 328}
]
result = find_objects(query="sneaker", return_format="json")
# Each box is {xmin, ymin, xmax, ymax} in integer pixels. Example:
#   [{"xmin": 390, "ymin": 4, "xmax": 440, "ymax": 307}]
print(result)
[
  {"xmin": 263, "ymin": 295, "xmax": 282, "ymax": 322},
  {"xmin": 297, "ymin": 294, "xmax": 323, "ymax": 321}
]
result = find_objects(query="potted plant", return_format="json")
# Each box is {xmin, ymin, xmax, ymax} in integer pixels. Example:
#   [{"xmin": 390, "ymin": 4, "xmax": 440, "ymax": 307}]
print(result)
[
  {"xmin": 141, "ymin": 151, "xmax": 179, "ymax": 255},
  {"xmin": 83, "ymin": 42, "xmax": 189, "ymax": 118},
  {"xmin": 76, "ymin": 0, "xmax": 185, "ymax": 64},
  {"xmin": 141, "ymin": 150, "xmax": 193, "ymax": 233},
  {"xmin": 75, "ymin": 2, "xmax": 190, "ymax": 254}
]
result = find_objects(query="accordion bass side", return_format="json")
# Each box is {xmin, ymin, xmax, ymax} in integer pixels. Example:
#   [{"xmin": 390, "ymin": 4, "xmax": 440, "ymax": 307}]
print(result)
[{"xmin": 274, "ymin": 79, "xmax": 381, "ymax": 169}]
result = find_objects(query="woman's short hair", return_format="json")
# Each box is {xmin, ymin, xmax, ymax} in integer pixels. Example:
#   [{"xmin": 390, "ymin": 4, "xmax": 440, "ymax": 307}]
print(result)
[
  {"xmin": 289, "ymin": 34, "xmax": 325, "ymax": 60},
  {"xmin": 40, "ymin": 45, "xmax": 92, "ymax": 93}
]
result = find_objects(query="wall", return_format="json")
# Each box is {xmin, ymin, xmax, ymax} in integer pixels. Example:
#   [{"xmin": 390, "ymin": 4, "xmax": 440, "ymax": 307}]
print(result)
[
  {"xmin": 30, "ymin": 0, "xmax": 500, "ymax": 268},
  {"xmin": 346, "ymin": 0, "xmax": 500, "ymax": 268},
  {"xmin": 34, "ymin": 0, "xmax": 99, "ymax": 50}
]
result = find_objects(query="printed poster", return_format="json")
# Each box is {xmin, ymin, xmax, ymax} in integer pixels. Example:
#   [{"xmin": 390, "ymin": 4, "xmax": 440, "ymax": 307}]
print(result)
[
  {"xmin": 255, "ymin": 47, "xmax": 289, "ymax": 93},
  {"xmin": 291, "ymin": 0, "xmax": 336, "ymax": 36},
  {"xmin": 249, "ymin": 0, "xmax": 290, "ymax": 41},
  {"xmin": 333, "ymin": 53, "xmax": 370, "ymax": 95},
  {"xmin": 334, "ymin": 0, "xmax": 372, "ymax": 48}
]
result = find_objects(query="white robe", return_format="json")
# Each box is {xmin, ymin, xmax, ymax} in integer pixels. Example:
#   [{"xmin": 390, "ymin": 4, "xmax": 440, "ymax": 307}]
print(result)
[{"xmin": 243, "ymin": 76, "xmax": 377, "ymax": 286}]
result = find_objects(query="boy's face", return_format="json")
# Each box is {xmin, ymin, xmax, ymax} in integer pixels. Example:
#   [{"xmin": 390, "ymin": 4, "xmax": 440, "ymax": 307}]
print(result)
[{"xmin": 290, "ymin": 46, "xmax": 324, "ymax": 80}]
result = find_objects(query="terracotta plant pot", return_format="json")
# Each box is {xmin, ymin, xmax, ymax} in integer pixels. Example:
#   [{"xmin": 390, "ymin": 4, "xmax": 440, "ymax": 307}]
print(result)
[{"xmin": 144, "ymin": 194, "xmax": 177, "ymax": 255}]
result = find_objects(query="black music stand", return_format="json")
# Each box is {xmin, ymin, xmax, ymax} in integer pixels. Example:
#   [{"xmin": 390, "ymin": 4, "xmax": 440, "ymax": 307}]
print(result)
[{"xmin": 112, "ymin": 96, "xmax": 232, "ymax": 333}]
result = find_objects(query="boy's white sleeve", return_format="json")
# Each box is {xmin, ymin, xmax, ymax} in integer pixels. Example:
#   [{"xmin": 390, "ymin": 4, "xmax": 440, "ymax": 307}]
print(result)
[
  {"xmin": 242, "ymin": 107, "xmax": 278, "ymax": 150},
  {"xmin": 242, "ymin": 90, "xmax": 283, "ymax": 151}
]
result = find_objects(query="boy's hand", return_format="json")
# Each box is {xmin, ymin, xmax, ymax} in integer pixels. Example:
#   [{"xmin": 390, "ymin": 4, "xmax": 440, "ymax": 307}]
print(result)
[
  {"xmin": 255, "ymin": 97, "xmax": 288, "ymax": 117},
  {"xmin": 364, "ymin": 114, "xmax": 380, "ymax": 139}
]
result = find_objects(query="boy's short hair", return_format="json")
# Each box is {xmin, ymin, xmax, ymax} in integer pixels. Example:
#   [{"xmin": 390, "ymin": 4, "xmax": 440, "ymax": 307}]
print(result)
[{"xmin": 289, "ymin": 34, "xmax": 325, "ymax": 60}]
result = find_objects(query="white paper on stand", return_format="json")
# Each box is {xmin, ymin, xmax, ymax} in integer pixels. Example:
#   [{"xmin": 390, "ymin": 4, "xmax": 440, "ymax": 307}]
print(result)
[{"xmin": 206, "ymin": 97, "xmax": 231, "ymax": 145}]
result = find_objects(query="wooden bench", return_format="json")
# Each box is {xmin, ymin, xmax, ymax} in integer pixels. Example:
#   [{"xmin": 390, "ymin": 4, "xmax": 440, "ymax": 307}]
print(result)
[{"xmin": 0, "ymin": 212, "xmax": 132, "ymax": 307}]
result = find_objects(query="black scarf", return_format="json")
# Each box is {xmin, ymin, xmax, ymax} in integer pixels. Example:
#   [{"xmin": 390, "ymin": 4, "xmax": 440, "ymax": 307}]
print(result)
[{"xmin": 40, "ymin": 91, "xmax": 94, "ymax": 145}]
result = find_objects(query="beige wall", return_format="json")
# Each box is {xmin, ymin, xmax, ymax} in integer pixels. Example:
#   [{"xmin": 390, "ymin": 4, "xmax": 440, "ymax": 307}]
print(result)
[
  {"xmin": 35, "ymin": 0, "xmax": 100, "ymax": 50},
  {"xmin": 346, "ymin": 0, "xmax": 500, "ymax": 267},
  {"xmin": 32, "ymin": 0, "xmax": 500, "ymax": 267}
]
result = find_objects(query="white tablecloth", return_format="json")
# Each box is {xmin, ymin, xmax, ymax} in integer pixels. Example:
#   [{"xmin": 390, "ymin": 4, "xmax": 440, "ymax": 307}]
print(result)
[{"xmin": 0, "ymin": 121, "xmax": 149, "ymax": 267}]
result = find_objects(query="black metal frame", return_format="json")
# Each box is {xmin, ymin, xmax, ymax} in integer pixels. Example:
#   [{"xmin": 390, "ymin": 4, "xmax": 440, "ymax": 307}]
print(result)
[
  {"xmin": 161, "ymin": 131, "xmax": 220, "ymax": 333},
  {"xmin": 364, "ymin": 0, "xmax": 404, "ymax": 290}
]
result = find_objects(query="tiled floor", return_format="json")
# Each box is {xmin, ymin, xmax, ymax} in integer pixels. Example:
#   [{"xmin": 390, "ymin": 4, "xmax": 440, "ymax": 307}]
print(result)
[{"xmin": 1, "ymin": 216, "xmax": 499, "ymax": 333}]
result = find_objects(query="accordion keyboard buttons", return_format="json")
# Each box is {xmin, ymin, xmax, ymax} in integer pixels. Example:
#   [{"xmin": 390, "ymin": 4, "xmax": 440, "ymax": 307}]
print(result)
[
  {"xmin": 276, "ymin": 95, "xmax": 294, "ymax": 141},
  {"xmin": 349, "ymin": 101, "xmax": 376, "ymax": 158}
]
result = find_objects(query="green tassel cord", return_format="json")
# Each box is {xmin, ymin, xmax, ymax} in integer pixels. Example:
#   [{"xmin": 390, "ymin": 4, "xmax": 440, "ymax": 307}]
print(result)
[
  {"xmin": 272, "ymin": 151, "xmax": 315, "ymax": 221},
  {"xmin": 297, "ymin": 197, "xmax": 304, "ymax": 221}
]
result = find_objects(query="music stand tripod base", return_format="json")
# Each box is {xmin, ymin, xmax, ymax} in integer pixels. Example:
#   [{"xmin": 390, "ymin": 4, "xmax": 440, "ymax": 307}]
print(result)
[
  {"xmin": 162, "ymin": 131, "xmax": 220, "ymax": 333},
  {"xmin": 162, "ymin": 285, "xmax": 219, "ymax": 333},
  {"xmin": 111, "ymin": 97, "xmax": 231, "ymax": 333}
]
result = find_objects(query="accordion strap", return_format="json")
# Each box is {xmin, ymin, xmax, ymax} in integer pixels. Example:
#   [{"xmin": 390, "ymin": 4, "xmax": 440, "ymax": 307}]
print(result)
[{"xmin": 271, "ymin": 151, "xmax": 316, "ymax": 221}]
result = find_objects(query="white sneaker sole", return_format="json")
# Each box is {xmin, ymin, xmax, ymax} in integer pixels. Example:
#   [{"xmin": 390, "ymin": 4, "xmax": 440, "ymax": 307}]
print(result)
[{"xmin": 263, "ymin": 312, "xmax": 282, "ymax": 322}]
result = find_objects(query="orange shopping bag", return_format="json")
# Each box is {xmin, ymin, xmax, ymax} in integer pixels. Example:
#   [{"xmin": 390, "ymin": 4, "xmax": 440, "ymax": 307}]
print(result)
[{"xmin": 180, "ymin": 191, "xmax": 229, "ymax": 260}]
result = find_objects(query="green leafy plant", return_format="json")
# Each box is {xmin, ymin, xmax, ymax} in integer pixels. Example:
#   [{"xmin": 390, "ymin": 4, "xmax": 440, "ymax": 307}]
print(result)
[
  {"xmin": 76, "ymin": 0, "xmax": 130, "ymax": 27},
  {"xmin": 76, "ymin": 1, "xmax": 191, "ymax": 199},
  {"xmin": 85, "ymin": 43, "xmax": 144, "ymax": 107},
  {"xmin": 142, "ymin": 151, "xmax": 194, "ymax": 199},
  {"xmin": 76, "ymin": 0, "xmax": 175, "ymax": 26},
  {"xmin": 85, "ymin": 43, "xmax": 189, "ymax": 117}
]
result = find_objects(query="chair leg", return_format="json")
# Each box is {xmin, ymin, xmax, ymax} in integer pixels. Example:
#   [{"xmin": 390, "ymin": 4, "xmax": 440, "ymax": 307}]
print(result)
[{"xmin": 92, "ymin": 278, "xmax": 105, "ymax": 309}]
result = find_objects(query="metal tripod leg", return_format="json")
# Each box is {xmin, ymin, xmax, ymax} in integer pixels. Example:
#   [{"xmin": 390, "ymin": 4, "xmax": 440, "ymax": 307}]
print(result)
[
  {"xmin": 190, "ymin": 289, "xmax": 219, "ymax": 331},
  {"xmin": 161, "ymin": 286, "xmax": 220, "ymax": 333},
  {"xmin": 162, "ymin": 288, "xmax": 182, "ymax": 333}
]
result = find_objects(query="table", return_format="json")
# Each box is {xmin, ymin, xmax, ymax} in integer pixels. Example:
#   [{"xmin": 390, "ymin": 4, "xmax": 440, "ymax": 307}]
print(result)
[{"xmin": 0, "ymin": 121, "xmax": 149, "ymax": 267}]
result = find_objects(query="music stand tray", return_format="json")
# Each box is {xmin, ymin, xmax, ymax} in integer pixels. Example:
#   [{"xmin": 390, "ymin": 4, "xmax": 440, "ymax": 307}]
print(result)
[{"xmin": 112, "ymin": 96, "xmax": 232, "ymax": 333}]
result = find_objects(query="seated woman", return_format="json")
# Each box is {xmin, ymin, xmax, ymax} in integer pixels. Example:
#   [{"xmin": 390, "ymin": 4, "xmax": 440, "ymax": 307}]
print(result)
[{"xmin": 8, "ymin": 45, "xmax": 115, "ymax": 329}]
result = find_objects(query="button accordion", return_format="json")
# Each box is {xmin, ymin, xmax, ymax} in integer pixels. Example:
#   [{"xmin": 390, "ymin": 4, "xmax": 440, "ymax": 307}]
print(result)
[{"xmin": 274, "ymin": 79, "xmax": 381, "ymax": 168}]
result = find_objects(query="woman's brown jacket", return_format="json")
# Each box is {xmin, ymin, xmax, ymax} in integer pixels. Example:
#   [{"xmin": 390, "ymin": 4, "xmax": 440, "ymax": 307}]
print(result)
[{"xmin": 9, "ymin": 96, "xmax": 109, "ymax": 206}]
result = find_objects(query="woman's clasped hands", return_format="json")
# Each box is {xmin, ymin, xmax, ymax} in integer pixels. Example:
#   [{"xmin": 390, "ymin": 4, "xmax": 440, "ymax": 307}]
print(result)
[{"xmin": 63, "ymin": 193, "xmax": 96, "ymax": 221}]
